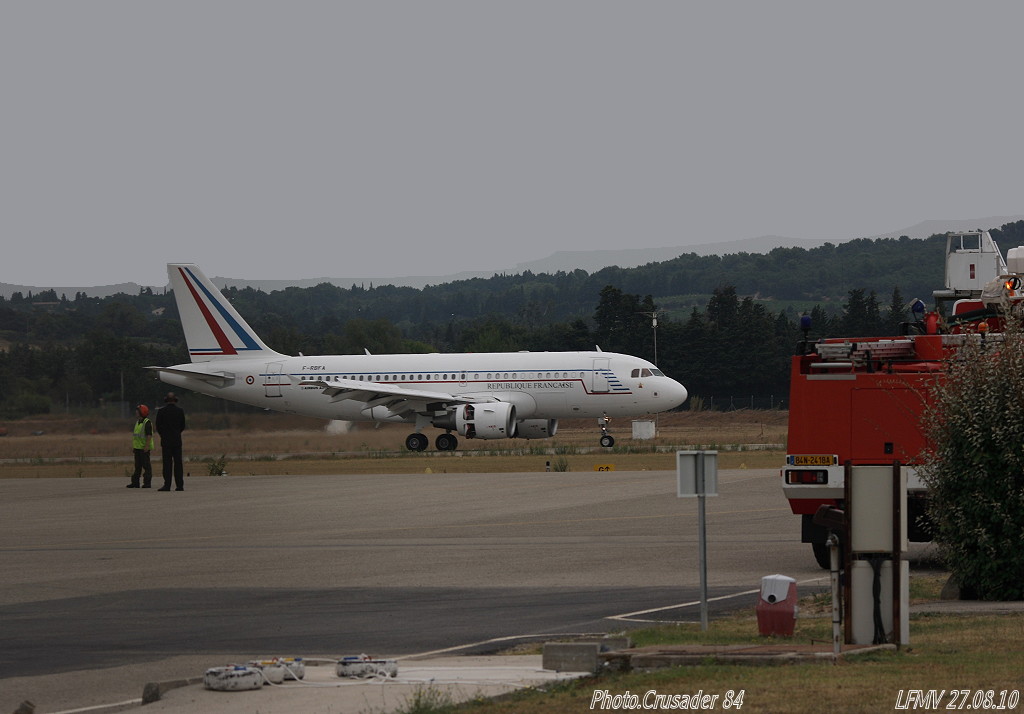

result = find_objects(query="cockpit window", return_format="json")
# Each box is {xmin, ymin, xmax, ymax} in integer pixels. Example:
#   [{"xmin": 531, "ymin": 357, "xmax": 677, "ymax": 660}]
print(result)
[
  {"xmin": 651, "ymin": 368, "xmax": 665, "ymax": 376},
  {"xmin": 631, "ymin": 369, "xmax": 640, "ymax": 378}
]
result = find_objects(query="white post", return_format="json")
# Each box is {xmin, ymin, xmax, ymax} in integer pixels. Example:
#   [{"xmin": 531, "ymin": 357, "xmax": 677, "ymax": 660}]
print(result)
[
  {"xmin": 828, "ymin": 533, "xmax": 841, "ymax": 660},
  {"xmin": 697, "ymin": 455, "xmax": 709, "ymax": 631}
]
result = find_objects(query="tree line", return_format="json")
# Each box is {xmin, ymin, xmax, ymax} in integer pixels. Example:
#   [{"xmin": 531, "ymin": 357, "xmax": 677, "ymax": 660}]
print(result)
[{"xmin": 0, "ymin": 285, "xmax": 913, "ymax": 420}]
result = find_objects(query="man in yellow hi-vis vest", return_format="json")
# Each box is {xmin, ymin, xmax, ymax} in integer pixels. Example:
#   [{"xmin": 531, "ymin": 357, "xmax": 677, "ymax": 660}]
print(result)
[{"xmin": 127, "ymin": 404, "xmax": 154, "ymax": 488}]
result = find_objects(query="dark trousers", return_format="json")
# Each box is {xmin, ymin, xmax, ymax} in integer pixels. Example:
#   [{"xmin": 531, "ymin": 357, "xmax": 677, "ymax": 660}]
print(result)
[
  {"xmin": 161, "ymin": 444, "xmax": 184, "ymax": 490},
  {"xmin": 130, "ymin": 449, "xmax": 152, "ymax": 487}
]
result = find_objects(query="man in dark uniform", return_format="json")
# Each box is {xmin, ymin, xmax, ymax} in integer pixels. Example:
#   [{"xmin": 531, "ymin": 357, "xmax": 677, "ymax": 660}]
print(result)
[{"xmin": 155, "ymin": 392, "xmax": 187, "ymax": 491}]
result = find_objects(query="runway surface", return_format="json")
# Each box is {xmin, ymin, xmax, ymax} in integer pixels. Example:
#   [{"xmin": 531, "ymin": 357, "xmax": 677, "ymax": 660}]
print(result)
[{"xmin": 1, "ymin": 466, "xmax": 835, "ymax": 711}]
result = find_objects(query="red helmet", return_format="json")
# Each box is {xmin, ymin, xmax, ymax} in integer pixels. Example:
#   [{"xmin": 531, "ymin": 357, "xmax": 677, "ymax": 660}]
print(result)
[{"xmin": 137, "ymin": 404, "xmax": 149, "ymax": 418}]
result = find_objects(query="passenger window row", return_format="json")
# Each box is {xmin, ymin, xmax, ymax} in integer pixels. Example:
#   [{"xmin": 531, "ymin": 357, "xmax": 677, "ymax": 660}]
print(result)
[{"xmin": 302, "ymin": 371, "xmax": 583, "ymax": 382}]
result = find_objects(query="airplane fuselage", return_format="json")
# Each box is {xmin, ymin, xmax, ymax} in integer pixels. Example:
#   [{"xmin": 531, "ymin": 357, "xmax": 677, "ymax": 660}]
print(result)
[{"xmin": 159, "ymin": 350, "xmax": 682, "ymax": 423}]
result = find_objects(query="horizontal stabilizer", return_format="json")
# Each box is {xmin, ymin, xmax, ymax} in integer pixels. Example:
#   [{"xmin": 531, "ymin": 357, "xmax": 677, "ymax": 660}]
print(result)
[{"xmin": 147, "ymin": 366, "xmax": 235, "ymax": 387}]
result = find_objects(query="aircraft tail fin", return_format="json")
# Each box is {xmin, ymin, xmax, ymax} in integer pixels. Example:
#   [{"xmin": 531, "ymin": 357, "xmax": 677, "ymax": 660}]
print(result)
[{"xmin": 168, "ymin": 263, "xmax": 282, "ymax": 362}]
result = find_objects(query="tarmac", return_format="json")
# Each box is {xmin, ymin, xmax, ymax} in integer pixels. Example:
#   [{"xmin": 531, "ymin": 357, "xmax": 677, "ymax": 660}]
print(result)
[{"xmin": 4, "ymin": 471, "xmax": 1023, "ymax": 714}]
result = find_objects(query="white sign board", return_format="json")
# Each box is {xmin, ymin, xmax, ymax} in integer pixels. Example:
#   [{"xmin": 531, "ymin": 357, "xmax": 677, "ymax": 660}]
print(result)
[{"xmin": 677, "ymin": 450, "xmax": 718, "ymax": 498}]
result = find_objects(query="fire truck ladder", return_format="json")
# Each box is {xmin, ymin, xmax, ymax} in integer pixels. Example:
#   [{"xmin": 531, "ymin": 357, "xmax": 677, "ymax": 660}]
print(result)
[{"xmin": 815, "ymin": 339, "xmax": 916, "ymax": 367}]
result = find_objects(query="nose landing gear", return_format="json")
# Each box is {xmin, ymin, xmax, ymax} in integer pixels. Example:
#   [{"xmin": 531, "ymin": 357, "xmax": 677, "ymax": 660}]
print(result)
[{"xmin": 599, "ymin": 415, "xmax": 614, "ymax": 448}]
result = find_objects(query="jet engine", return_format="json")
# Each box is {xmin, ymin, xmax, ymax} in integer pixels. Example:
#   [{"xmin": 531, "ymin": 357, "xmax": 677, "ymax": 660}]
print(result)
[
  {"xmin": 435, "ymin": 402, "xmax": 517, "ymax": 439},
  {"xmin": 515, "ymin": 418, "xmax": 558, "ymax": 439}
]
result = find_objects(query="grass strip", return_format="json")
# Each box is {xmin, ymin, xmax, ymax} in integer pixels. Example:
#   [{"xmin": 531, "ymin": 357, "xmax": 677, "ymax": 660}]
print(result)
[{"xmin": 421, "ymin": 578, "xmax": 1023, "ymax": 714}]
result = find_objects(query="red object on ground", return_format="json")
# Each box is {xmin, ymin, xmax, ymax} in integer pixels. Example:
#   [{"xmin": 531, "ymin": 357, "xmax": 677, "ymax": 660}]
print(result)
[{"xmin": 756, "ymin": 575, "xmax": 798, "ymax": 637}]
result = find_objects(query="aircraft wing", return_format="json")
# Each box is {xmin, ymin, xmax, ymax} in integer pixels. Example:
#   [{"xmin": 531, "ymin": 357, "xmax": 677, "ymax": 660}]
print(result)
[{"xmin": 299, "ymin": 378, "xmax": 496, "ymax": 419}]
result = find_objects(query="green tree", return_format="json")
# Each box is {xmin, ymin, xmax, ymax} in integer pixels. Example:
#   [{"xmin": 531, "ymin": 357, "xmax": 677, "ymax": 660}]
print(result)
[
  {"xmin": 840, "ymin": 288, "xmax": 883, "ymax": 336},
  {"xmin": 592, "ymin": 286, "xmax": 656, "ymax": 359},
  {"xmin": 886, "ymin": 286, "xmax": 907, "ymax": 334},
  {"xmin": 100, "ymin": 301, "xmax": 147, "ymax": 337},
  {"xmin": 342, "ymin": 318, "xmax": 405, "ymax": 355},
  {"xmin": 917, "ymin": 319, "xmax": 1024, "ymax": 599},
  {"xmin": 459, "ymin": 318, "xmax": 525, "ymax": 353},
  {"xmin": 706, "ymin": 285, "xmax": 739, "ymax": 329}
]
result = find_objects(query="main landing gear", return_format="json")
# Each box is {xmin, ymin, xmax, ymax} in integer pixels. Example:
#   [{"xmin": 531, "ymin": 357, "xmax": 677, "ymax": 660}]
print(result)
[
  {"xmin": 407, "ymin": 419, "xmax": 613, "ymax": 452},
  {"xmin": 405, "ymin": 433, "xmax": 429, "ymax": 452},
  {"xmin": 435, "ymin": 433, "xmax": 458, "ymax": 451},
  {"xmin": 404, "ymin": 432, "xmax": 459, "ymax": 452}
]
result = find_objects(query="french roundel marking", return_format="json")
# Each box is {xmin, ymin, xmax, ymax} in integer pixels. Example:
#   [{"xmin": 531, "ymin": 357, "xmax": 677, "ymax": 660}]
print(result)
[{"xmin": 246, "ymin": 375, "xmax": 255, "ymax": 385}]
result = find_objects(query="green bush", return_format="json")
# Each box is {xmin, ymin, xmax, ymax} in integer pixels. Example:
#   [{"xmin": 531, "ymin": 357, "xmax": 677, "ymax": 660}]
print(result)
[
  {"xmin": 918, "ymin": 319, "xmax": 1024, "ymax": 600},
  {"xmin": 205, "ymin": 454, "xmax": 228, "ymax": 476},
  {"xmin": 550, "ymin": 456, "xmax": 570, "ymax": 472},
  {"xmin": 1, "ymin": 392, "xmax": 52, "ymax": 418}
]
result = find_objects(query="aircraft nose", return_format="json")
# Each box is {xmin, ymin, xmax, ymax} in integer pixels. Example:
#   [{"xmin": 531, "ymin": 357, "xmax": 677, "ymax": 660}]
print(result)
[{"xmin": 665, "ymin": 378, "xmax": 688, "ymax": 408}]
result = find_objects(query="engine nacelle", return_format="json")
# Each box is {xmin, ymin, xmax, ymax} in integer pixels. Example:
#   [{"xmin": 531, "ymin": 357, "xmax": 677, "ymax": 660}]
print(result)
[
  {"xmin": 442, "ymin": 402, "xmax": 517, "ymax": 439},
  {"xmin": 515, "ymin": 418, "xmax": 558, "ymax": 439}
]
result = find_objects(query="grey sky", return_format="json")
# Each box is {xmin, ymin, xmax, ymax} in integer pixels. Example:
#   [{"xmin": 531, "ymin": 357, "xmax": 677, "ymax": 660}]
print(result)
[{"xmin": 3, "ymin": 1, "xmax": 1023, "ymax": 288}]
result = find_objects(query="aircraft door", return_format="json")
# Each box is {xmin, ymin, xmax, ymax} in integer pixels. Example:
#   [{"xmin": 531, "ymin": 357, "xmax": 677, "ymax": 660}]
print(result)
[
  {"xmin": 591, "ymin": 359, "xmax": 611, "ymax": 393},
  {"xmin": 265, "ymin": 362, "xmax": 284, "ymax": 397}
]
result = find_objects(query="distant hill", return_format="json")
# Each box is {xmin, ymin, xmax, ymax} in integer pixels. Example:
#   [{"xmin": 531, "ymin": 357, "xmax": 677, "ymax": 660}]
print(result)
[
  {"xmin": 510, "ymin": 235, "xmax": 829, "ymax": 275},
  {"xmin": 524, "ymin": 215, "xmax": 1024, "ymax": 275},
  {"xmin": 0, "ymin": 282, "xmax": 153, "ymax": 301},
  {"xmin": 5, "ymin": 215, "xmax": 1024, "ymax": 299},
  {"xmin": 216, "ymin": 236, "xmax": 828, "ymax": 291},
  {"xmin": 866, "ymin": 216, "xmax": 1024, "ymax": 241}
]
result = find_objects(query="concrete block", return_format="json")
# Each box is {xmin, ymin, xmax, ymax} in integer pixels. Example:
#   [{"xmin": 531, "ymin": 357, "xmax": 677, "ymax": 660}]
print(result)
[
  {"xmin": 542, "ymin": 643, "xmax": 600, "ymax": 673},
  {"xmin": 560, "ymin": 636, "xmax": 632, "ymax": 652},
  {"xmin": 142, "ymin": 677, "xmax": 203, "ymax": 704}
]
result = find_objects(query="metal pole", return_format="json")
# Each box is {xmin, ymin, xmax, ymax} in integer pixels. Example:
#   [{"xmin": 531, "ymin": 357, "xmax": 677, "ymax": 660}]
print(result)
[
  {"xmin": 697, "ymin": 455, "xmax": 709, "ymax": 631},
  {"xmin": 652, "ymin": 314, "xmax": 659, "ymax": 435},
  {"xmin": 892, "ymin": 460, "xmax": 903, "ymax": 649},
  {"xmin": 652, "ymin": 314, "xmax": 658, "ymax": 366},
  {"xmin": 843, "ymin": 461, "xmax": 853, "ymax": 645}
]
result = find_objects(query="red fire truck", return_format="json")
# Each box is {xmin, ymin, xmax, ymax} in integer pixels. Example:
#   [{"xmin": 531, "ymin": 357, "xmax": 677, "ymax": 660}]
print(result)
[{"xmin": 782, "ymin": 231, "xmax": 1017, "ymax": 567}]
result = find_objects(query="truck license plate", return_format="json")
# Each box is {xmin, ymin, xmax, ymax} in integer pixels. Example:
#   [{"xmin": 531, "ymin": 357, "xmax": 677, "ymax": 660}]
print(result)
[{"xmin": 791, "ymin": 454, "xmax": 836, "ymax": 466}]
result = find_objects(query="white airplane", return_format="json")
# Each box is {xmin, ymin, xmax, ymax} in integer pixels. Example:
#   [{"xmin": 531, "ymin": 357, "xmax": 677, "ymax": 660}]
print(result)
[{"xmin": 151, "ymin": 264, "xmax": 688, "ymax": 451}]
